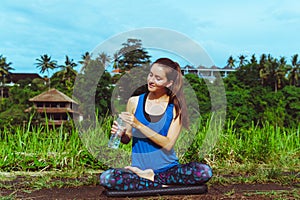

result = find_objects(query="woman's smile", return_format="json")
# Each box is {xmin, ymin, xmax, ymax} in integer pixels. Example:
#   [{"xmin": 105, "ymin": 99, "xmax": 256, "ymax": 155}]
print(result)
[{"xmin": 148, "ymin": 83, "xmax": 155, "ymax": 89}]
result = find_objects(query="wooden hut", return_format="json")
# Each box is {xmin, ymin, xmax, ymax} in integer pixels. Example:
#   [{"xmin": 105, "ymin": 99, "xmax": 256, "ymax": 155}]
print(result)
[{"xmin": 25, "ymin": 88, "xmax": 81, "ymax": 126}]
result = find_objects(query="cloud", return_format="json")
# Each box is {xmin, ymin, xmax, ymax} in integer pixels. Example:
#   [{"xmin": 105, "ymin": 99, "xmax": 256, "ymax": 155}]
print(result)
[{"xmin": 0, "ymin": 0, "xmax": 300, "ymax": 73}]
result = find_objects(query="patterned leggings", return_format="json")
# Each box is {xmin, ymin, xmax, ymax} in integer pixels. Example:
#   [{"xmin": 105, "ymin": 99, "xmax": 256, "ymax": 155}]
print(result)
[{"xmin": 99, "ymin": 162, "xmax": 212, "ymax": 191}]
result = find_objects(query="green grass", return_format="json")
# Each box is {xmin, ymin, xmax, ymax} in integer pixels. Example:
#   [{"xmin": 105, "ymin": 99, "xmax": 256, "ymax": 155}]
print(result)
[
  {"xmin": 217, "ymin": 121, "xmax": 299, "ymax": 170},
  {"xmin": 0, "ymin": 114, "xmax": 299, "ymax": 188},
  {"xmin": 0, "ymin": 120, "xmax": 105, "ymax": 172}
]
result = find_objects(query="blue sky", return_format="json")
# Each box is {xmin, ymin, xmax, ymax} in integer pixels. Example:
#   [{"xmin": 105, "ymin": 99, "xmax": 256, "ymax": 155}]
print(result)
[{"xmin": 1, "ymin": 0, "xmax": 299, "ymax": 75}]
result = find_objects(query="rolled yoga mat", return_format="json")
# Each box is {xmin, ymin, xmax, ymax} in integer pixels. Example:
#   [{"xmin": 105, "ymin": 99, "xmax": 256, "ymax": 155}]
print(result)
[{"xmin": 103, "ymin": 184, "xmax": 208, "ymax": 197}]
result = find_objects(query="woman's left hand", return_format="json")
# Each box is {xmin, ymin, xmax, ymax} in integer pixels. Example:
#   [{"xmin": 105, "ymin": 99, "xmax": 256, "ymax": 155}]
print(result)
[{"xmin": 119, "ymin": 112, "xmax": 140, "ymax": 128}]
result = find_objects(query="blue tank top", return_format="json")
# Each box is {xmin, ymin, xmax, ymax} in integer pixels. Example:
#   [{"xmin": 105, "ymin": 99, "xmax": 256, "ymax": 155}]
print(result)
[{"xmin": 131, "ymin": 93, "xmax": 179, "ymax": 173}]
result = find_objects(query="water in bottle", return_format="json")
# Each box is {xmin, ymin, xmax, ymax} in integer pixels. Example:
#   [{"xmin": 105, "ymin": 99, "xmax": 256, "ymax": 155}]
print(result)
[{"xmin": 108, "ymin": 117, "xmax": 124, "ymax": 149}]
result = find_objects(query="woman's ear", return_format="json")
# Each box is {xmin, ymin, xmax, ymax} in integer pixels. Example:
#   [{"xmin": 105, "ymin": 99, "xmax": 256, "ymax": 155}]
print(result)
[{"xmin": 166, "ymin": 80, "xmax": 173, "ymax": 88}]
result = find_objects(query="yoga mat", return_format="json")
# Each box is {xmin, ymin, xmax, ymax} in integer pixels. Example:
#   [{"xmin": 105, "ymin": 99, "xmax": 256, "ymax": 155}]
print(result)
[{"xmin": 103, "ymin": 184, "xmax": 208, "ymax": 197}]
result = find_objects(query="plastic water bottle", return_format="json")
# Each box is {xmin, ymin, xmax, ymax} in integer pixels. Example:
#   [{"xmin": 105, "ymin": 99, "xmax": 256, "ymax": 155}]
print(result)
[{"xmin": 108, "ymin": 117, "xmax": 125, "ymax": 149}]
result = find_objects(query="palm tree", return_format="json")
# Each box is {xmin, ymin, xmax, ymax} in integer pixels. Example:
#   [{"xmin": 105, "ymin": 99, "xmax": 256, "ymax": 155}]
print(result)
[
  {"xmin": 226, "ymin": 55, "xmax": 235, "ymax": 68},
  {"xmin": 259, "ymin": 54, "xmax": 268, "ymax": 86},
  {"xmin": 288, "ymin": 54, "xmax": 300, "ymax": 86},
  {"xmin": 0, "ymin": 55, "xmax": 14, "ymax": 98},
  {"xmin": 275, "ymin": 57, "xmax": 288, "ymax": 91},
  {"xmin": 79, "ymin": 52, "xmax": 91, "ymax": 73},
  {"xmin": 238, "ymin": 55, "xmax": 247, "ymax": 67},
  {"xmin": 247, "ymin": 54, "xmax": 259, "ymax": 79},
  {"xmin": 264, "ymin": 56, "xmax": 287, "ymax": 92},
  {"xmin": 250, "ymin": 54, "xmax": 257, "ymax": 64},
  {"xmin": 51, "ymin": 55, "xmax": 78, "ymax": 94},
  {"xmin": 35, "ymin": 54, "xmax": 57, "ymax": 89},
  {"xmin": 59, "ymin": 55, "xmax": 78, "ymax": 82},
  {"xmin": 279, "ymin": 56, "xmax": 287, "ymax": 66},
  {"xmin": 259, "ymin": 53, "xmax": 267, "ymax": 67},
  {"xmin": 112, "ymin": 52, "xmax": 120, "ymax": 70},
  {"xmin": 97, "ymin": 52, "xmax": 111, "ymax": 67}
]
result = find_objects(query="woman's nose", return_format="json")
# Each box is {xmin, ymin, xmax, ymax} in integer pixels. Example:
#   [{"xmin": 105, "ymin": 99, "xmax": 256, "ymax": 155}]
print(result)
[{"xmin": 148, "ymin": 76, "xmax": 155, "ymax": 83}]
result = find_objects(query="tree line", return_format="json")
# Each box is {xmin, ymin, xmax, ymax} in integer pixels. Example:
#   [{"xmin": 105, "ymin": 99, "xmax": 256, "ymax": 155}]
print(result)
[
  {"xmin": 0, "ymin": 38, "xmax": 299, "ymax": 129},
  {"xmin": 226, "ymin": 54, "xmax": 299, "ymax": 90}
]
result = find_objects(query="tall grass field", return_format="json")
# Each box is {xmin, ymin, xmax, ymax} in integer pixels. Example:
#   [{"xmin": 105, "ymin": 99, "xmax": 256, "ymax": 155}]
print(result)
[{"xmin": 0, "ymin": 115, "xmax": 299, "ymax": 185}]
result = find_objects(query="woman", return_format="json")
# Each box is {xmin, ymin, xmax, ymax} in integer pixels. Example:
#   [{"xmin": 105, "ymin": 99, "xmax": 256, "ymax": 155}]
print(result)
[{"xmin": 100, "ymin": 58, "xmax": 212, "ymax": 190}]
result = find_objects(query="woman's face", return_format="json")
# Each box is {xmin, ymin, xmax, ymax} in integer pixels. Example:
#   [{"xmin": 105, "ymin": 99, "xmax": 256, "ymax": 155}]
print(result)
[{"xmin": 147, "ymin": 64, "xmax": 172, "ymax": 93}]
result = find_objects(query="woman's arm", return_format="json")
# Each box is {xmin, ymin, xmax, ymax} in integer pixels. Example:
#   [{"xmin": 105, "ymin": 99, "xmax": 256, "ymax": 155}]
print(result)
[
  {"xmin": 120, "ymin": 96, "xmax": 138, "ymax": 144},
  {"xmin": 120, "ymin": 108, "xmax": 182, "ymax": 151}
]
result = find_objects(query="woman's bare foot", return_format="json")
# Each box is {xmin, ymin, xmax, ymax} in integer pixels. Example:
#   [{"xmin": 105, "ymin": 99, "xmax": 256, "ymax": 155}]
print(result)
[{"xmin": 125, "ymin": 166, "xmax": 154, "ymax": 181}]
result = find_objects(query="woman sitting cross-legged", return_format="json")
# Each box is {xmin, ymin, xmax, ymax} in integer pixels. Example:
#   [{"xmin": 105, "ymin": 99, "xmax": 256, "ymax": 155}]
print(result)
[{"xmin": 100, "ymin": 58, "xmax": 212, "ymax": 191}]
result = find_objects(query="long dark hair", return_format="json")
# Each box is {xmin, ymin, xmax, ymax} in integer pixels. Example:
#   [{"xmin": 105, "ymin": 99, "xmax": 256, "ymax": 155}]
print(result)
[{"xmin": 152, "ymin": 58, "xmax": 189, "ymax": 128}]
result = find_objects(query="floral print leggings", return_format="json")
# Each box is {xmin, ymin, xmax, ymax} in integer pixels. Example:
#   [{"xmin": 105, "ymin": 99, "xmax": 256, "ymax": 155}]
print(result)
[{"xmin": 100, "ymin": 162, "xmax": 212, "ymax": 191}]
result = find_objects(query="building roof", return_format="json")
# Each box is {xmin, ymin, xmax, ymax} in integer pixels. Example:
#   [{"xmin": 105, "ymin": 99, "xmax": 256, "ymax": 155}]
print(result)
[
  {"xmin": 197, "ymin": 65, "xmax": 207, "ymax": 69},
  {"xmin": 210, "ymin": 65, "xmax": 220, "ymax": 69},
  {"xmin": 112, "ymin": 68, "xmax": 121, "ymax": 73},
  {"xmin": 7, "ymin": 73, "xmax": 44, "ymax": 83},
  {"xmin": 29, "ymin": 88, "xmax": 78, "ymax": 104}
]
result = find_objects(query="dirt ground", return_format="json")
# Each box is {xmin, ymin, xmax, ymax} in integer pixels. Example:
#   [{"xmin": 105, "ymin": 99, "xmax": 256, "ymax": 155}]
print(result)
[{"xmin": 1, "ymin": 183, "xmax": 299, "ymax": 200}]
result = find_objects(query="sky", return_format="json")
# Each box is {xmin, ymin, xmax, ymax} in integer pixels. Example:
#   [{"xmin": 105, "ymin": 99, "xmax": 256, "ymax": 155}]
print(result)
[{"xmin": 1, "ymin": 0, "xmax": 300, "ymax": 75}]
